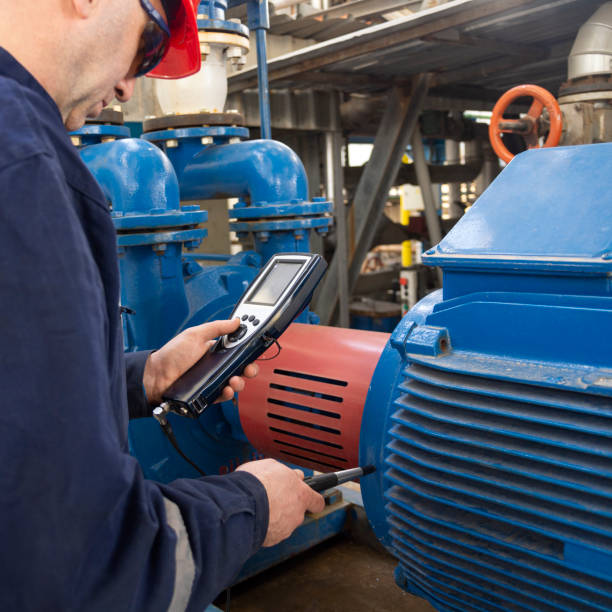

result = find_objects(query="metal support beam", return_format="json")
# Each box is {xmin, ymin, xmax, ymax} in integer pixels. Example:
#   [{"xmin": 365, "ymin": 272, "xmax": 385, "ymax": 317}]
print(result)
[
  {"xmin": 324, "ymin": 92, "xmax": 350, "ymax": 327},
  {"xmin": 315, "ymin": 73, "xmax": 431, "ymax": 325},
  {"xmin": 229, "ymin": 0, "xmax": 546, "ymax": 92},
  {"xmin": 410, "ymin": 124, "xmax": 443, "ymax": 286}
]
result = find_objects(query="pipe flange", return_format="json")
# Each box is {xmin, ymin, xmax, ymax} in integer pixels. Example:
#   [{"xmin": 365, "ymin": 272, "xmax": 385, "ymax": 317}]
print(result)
[
  {"xmin": 229, "ymin": 216, "xmax": 332, "ymax": 235},
  {"xmin": 197, "ymin": 17, "xmax": 249, "ymax": 40},
  {"xmin": 229, "ymin": 200, "xmax": 332, "ymax": 220},
  {"xmin": 116, "ymin": 228, "xmax": 207, "ymax": 249},
  {"xmin": 198, "ymin": 30, "xmax": 250, "ymax": 52},
  {"xmin": 559, "ymin": 76, "xmax": 612, "ymax": 98},
  {"xmin": 112, "ymin": 205, "xmax": 206, "ymax": 232},
  {"xmin": 70, "ymin": 124, "xmax": 131, "ymax": 147},
  {"xmin": 86, "ymin": 106, "xmax": 125, "ymax": 125},
  {"xmin": 558, "ymin": 91, "xmax": 612, "ymax": 105},
  {"xmin": 142, "ymin": 112, "xmax": 245, "ymax": 133}
]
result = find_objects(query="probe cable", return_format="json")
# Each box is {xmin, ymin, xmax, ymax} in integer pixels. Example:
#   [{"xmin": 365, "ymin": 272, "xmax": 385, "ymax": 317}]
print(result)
[
  {"xmin": 256, "ymin": 336, "xmax": 282, "ymax": 361},
  {"xmin": 153, "ymin": 404, "xmax": 207, "ymax": 476}
]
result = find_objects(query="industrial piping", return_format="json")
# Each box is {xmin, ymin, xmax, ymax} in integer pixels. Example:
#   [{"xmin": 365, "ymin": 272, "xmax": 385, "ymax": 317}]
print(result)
[
  {"xmin": 568, "ymin": 2, "xmax": 612, "ymax": 80},
  {"xmin": 80, "ymin": 139, "xmax": 208, "ymax": 349},
  {"xmin": 80, "ymin": 138, "xmax": 181, "ymax": 212},
  {"xmin": 170, "ymin": 139, "xmax": 308, "ymax": 204}
]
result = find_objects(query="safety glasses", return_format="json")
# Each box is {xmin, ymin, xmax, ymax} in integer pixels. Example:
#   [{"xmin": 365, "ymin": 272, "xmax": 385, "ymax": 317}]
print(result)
[{"xmin": 132, "ymin": 0, "xmax": 171, "ymax": 78}]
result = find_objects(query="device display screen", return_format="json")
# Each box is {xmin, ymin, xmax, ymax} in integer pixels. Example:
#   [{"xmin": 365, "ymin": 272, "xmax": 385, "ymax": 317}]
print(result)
[{"xmin": 246, "ymin": 262, "xmax": 303, "ymax": 305}]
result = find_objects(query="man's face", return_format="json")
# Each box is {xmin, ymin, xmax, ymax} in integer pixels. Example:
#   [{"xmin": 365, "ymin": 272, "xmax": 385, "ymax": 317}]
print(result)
[{"xmin": 64, "ymin": 0, "xmax": 168, "ymax": 131}]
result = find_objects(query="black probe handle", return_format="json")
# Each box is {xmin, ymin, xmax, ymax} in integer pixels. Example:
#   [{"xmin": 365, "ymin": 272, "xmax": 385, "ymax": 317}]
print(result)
[{"xmin": 303, "ymin": 473, "xmax": 339, "ymax": 492}]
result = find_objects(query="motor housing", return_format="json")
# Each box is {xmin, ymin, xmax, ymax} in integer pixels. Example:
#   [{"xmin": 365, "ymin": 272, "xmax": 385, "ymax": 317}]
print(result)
[{"xmin": 360, "ymin": 144, "xmax": 612, "ymax": 611}]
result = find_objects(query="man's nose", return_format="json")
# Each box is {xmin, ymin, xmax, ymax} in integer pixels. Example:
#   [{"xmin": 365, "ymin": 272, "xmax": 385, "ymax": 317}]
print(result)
[{"xmin": 114, "ymin": 78, "xmax": 136, "ymax": 103}]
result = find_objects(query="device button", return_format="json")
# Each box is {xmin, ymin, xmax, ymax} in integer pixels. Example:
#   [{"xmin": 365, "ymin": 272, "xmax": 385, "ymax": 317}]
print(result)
[
  {"xmin": 253, "ymin": 319, "xmax": 260, "ymax": 326},
  {"xmin": 248, "ymin": 315, "xmax": 255, "ymax": 322},
  {"xmin": 228, "ymin": 324, "xmax": 248, "ymax": 342},
  {"xmin": 241, "ymin": 314, "xmax": 248, "ymax": 321}
]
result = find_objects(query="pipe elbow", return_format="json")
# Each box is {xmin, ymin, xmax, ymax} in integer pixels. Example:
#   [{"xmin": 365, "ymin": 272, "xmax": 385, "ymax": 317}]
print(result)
[
  {"xmin": 80, "ymin": 138, "xmax": 181, "ymax": 213},
  {"xmin": 568, "ymin": 2, "xmax": 612, "ymax": 80},
  {"xmin": 179, "ymin": 139, "xmax": 309, "ymax": 204}
]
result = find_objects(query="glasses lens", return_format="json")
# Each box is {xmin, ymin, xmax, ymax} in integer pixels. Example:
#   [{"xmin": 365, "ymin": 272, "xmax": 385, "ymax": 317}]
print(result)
[{"xmin": 132, "ymin": 20, "xmax": 169, "ymax": 77}]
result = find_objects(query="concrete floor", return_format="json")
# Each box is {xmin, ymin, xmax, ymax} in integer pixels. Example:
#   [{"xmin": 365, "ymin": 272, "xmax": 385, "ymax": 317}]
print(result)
[{"xmin": 216, "ymin": 534, "xmax": 435, "ymax": 612}]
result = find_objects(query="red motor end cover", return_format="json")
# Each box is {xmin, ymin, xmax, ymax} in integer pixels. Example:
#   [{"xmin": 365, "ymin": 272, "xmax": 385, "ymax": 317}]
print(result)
[{"xmin": 238, "ymin": 323, "xmax": 389, "ymax": 471}]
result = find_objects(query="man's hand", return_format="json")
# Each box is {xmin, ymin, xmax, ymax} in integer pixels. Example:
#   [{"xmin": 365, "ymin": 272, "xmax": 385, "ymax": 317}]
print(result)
[
  {"xmin": 142, "ymin": 318, "xmax": 259, "ymax": 406},
  {"xmin": 237, "ymin": 459, "xmax": 326, "ymax": 547}
]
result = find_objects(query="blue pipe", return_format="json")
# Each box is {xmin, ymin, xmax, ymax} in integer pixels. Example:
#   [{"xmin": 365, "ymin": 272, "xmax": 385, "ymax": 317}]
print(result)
[
  {"xmin": 80, "ymin": 140, "xmax": 190, "ymax": 349},
  {"xmin": 172, "ymin": 139, "xmax": 308, "ymax": 204},
  {"xmin": 80, "ymin": 138, "xmax": 181, "ymax": 213},
  {"xmin": 255, "ymin": 28, "xmax": 272, "ymax": 140}
]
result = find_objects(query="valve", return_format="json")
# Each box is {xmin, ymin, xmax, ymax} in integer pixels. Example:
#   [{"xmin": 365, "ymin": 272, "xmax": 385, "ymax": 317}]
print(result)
[{"xmin": 489, "ymin": 84, "xmax": 563, "ymax": 164}]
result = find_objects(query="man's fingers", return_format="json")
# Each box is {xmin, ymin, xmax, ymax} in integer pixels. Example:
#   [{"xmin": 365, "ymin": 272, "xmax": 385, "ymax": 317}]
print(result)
[
  {"xmin": 306, "ymin": 490, "xmax": 326, "ymax": 514},
  {"xmin": 243, "ymin": 363, "xmax": 259, "ymax": 379},
  {"xmin": 228, "ymin": 376, "xmax": 245, "ymax": 393},
  {"xmin": 219, "ymin": 386, "xmax": 234, "ymax": 402},
  {"xmin": 294, "ymin": 469, "xmax": 305, "ymax": 481},
  {"xmin": 192, "ymin": 318, "xmax": 240, "ymax": 344}
]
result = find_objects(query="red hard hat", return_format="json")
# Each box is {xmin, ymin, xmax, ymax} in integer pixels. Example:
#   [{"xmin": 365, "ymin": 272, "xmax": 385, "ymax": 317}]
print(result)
[{"xmin": 148, "ymin": 0, "xmax": 201, "ymax": 79}]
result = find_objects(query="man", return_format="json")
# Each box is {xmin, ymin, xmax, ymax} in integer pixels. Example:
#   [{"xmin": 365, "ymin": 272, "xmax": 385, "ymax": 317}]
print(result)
[{"xmin": 0, "ymin": 0, "xmax": 324, "ymax": 610}]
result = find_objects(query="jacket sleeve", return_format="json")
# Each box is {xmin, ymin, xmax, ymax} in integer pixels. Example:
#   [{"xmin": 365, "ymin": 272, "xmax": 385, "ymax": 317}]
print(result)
[
  {"xmin": 125, "ymin": 350, "xmax": 154, "ymax": 419},
  {"xmin": 0, "ymin": 153, "xmax": 269, "ymax": 612}
]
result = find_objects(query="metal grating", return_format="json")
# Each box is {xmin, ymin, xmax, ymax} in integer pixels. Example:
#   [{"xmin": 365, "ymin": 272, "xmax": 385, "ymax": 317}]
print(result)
[
  {"xmin": 265, "ymin": 368, "xmax": 351, "ymax": 470},
  {"xmin": 384, "ymin": 362, "xmax": 612, "ymax": 612}
]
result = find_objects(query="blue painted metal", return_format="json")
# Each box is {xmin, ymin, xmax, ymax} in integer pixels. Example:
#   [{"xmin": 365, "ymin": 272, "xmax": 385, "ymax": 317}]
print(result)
[
  {"xmin": 361, "ymin": 144, "xmax": 612, "ymax": 611},
  {"xmin": 197, "ymin": 0, "xmax": 250, "ymax": 35},
  {"xmin": 350, "ymin": 313, "xmax": 401, "ymax": 333},
  {"xmin": 254, "ymin": 28, "xmax": 271, "ymax": 140},
  {"xmin": 168, "ymin": 139, "xmax": 308, "ymax": 202},
  {"xmin": 244, "ymin": 0, "xmax": 272, "ymax": 139},
  {"xmin": 142, "ymin": 126, "xmax": 250, "ymax": 147},
  {"xmin": 70, "ymin": 124, "xmax": 131, "ymax": 147},
  {"xmin": 144, "ymin": 136, "xmax": 332, "ymax": 270}
]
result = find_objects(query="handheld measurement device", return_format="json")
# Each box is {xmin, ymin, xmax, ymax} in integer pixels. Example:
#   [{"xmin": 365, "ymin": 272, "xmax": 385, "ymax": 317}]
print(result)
[{"xmin": 162, "ymin": 253, "xmax": 327, "ymax": 418}]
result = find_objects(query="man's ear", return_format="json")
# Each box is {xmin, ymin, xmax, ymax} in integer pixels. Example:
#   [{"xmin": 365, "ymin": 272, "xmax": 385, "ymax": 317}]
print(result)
[{"xmin": 71, "ymin": 0, "xmax": 102, "ymax": 19}]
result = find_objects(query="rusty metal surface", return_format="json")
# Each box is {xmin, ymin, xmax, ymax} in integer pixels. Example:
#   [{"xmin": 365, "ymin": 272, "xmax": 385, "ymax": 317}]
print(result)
[{"xmin": 229, "ymin": 0, "xmax": 604, "ymax": 102}]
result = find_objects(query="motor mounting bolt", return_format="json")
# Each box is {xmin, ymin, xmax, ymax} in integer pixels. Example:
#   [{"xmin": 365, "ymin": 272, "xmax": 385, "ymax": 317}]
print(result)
[
  {"xmin": 201, "ymin": 136, "xmax": 214, "ymax": 146},
  {"xmin": 153, "ymin": 243, "xmax": 167, "ymax": 254},
  {"xmin": 70, "ymin": 136, "xmax": 82, "ymax": 147},
  {"xmin": 165, "ymin": 139, "xmax": 179, "ymax": 149},
  {"xmin": 257, "ymin": 231, "xmax": 270, "ymax": 242}
]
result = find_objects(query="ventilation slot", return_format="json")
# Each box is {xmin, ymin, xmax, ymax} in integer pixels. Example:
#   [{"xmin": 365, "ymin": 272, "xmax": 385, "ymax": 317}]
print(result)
[
  {"xmin": 269, "ymin": 427, "xmax": 343, "ymax": 450},
  {"xmin": 385, "ymin": 362, "xmax": 612, "ymax": 611},
  {"xmin": 267, "ymin": 397, "xmax": 341, "ymax": 419},
  {"xmin": 273, "ymin": 439, "xmax": 347, "ymax": 463},
  {"xmin": 269, "ymin": 382, "xmax": 344, "ymax": 403},
  {"xmin": 273, "ymin": 368, "xmax": 348, "ymax": 387},
  {"xmin": 267, "ymin": 413, "xmax": 340, "ymax": 435}
]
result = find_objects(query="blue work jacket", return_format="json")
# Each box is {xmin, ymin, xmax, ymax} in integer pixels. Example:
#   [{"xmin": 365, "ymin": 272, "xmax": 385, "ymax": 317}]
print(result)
[{"xmin": 0, "ymin": 48, "xmax": 268, "ymax": 611}]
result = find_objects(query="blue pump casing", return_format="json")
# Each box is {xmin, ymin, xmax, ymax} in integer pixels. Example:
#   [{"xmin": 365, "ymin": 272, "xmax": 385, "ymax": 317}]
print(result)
[{"xmin": 361, "ymin": 144, "xmax": 612, "ymax": 611}]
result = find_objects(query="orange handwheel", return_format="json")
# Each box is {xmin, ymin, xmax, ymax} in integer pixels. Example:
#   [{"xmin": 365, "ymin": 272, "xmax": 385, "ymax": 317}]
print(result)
[{"xmin": 489, "ymin": 84, "xmax": 563, "ymax": 164}]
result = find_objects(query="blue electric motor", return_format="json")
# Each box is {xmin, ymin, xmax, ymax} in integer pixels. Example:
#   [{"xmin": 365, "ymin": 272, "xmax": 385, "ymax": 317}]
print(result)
[{"xmin": 360, "ymin": 143, "xmax": 612, "ymax": 611}]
